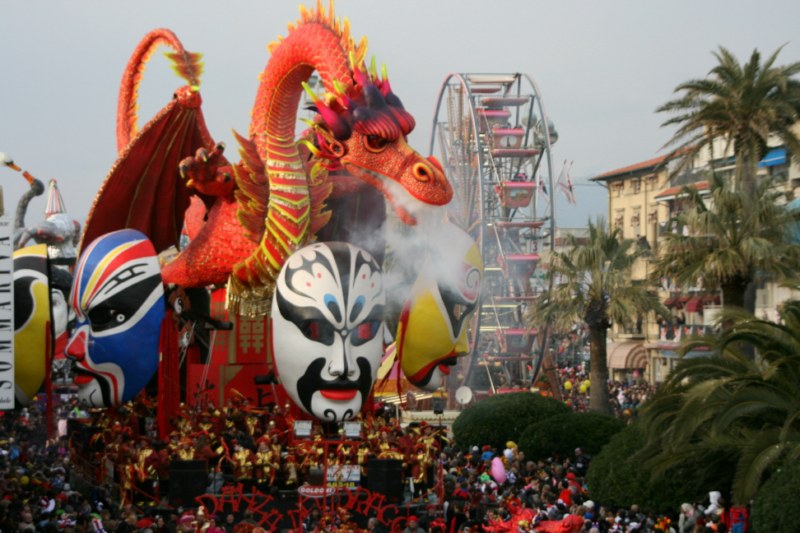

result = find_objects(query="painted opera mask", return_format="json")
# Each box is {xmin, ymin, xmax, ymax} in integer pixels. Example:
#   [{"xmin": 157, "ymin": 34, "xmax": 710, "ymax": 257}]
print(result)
[
  {"xmin": 397, "ymin": 222, "xmax": 483, "ymax": 391},
  {"xmin": 272, "ymin": 242, "xmax": 385, "ymax": 422},
  {"xmin": 65, "ymin": 229, "xmax": 165, "ymax": 407},
  {"xmin": 13, "ymin": 245, "xmax": 52, "ymax": 405}
]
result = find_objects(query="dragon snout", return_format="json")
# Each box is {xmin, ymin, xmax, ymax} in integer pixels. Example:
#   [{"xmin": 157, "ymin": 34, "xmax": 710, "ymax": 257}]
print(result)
[{"xmin": 409, "ymin": 156, "xmax": 452, "ymax": 205}]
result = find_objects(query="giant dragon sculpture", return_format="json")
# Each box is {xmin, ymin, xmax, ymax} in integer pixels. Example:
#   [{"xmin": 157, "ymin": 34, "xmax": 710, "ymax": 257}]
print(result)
[{"xmin": 74, "ymin": 1, "xmax": 480, "ymax": 413}]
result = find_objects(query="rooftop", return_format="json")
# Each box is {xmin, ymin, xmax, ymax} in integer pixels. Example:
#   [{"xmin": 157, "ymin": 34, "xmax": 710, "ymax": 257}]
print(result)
[
  {"xmin": 654, "ymin": 180, "xmax": 709, "ymax": 200},
  {"xmin": 592, "ymin": 154, "xmax": 671, "ymax": 181}
]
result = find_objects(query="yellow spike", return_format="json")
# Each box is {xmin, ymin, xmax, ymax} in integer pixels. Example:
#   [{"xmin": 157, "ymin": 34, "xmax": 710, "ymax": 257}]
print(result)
[
  {"xmin": 316, "ymin": 0, "xmax": 325, "ymax": 20},
  {"xmin": 299, "ymin": 4, "xmax": 310, "ymax": 22},
  {"xmin": 327, "ymin": 0, "xmax": 335, "ymax": 26},
  {"xmin": 348, "ymin": 51, "xmax": 356, "ymax": 70},
  {"xmin": 298, "ymin": 139, "xmax": 320, "ymax": 156},
  {"xmin": 354, "ymin": 37, "xmax": 368, "ymax": 65},
  {"xmin": 323, "ymin": 92, "xmax": 338, "ymax": 106},
  {"xmin": 310, "ymin": 162, "xmax": 325, "ymax": 180},
  {"xmin": 301, "ymin": 81, "xmax": 320, "ymax": 102},
  {"xmin": 342, "ymin": 18, "xmax": 351, "ymax": 44},
  {"xmin": 287, "ymin": 22, "xmax": 296, "ymax": 33},
  {"xmin": 333, "ymin": 80, "xmax": 347, "ymax": 95},
  {"xmin": 267, "ymin": 41, "xmax": 279, "ymax": 54},
  {"xmin": 369, "ymin": 56, "xmax": 378, "ymax": 78},
  {"xmin": 381, "ymin": 64, "xmax": 388, "ymax": 82},
  {"xmin": 299, "ymin": 117, "xmax": 317, "ymax": 128}
]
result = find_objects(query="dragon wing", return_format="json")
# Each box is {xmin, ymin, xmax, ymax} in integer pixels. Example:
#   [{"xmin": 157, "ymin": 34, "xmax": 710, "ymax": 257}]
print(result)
[{"xmin": 80, "ymin": 91, "xmax": 211, "ymax": 254}]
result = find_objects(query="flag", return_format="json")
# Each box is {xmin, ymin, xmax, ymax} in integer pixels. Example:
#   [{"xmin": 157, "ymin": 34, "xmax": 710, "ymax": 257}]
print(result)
[{"xmin": 557, "ymin": 160, "xmax": 576, "ymax": 205}]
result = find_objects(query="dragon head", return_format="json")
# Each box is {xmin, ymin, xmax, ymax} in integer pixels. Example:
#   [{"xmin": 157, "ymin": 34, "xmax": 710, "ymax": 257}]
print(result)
[{"xmin": 304, "ymin": 61, "xmax": 452, "ymax": 225}]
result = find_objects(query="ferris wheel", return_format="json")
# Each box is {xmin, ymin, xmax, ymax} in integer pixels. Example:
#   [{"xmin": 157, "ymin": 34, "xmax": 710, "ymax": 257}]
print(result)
[{"xmin": 429, "ymin": 73, "xmax": 558, "ymax": 393}]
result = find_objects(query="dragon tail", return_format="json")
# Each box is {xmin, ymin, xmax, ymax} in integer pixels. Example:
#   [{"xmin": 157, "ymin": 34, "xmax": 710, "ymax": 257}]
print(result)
[{"xmin": 117, "ymin": 28, "xmax": 203, "ymax": 153}]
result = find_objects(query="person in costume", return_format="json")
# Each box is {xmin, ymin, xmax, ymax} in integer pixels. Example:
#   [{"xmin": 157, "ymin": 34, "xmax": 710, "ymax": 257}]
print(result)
[
  {"xmin": 271, "ymin": 242, "xmax": 385, "ymax": 422},
  {"xmin": 65, "ymin": 229, "xmax": 165, "ymax": 407}
]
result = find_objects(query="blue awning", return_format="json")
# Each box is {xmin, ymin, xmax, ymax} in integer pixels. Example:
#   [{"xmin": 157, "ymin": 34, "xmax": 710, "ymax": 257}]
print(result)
[
  {"xmin": 658, "ymin": 350, "xmax": 712, "ymax": 359},
  {"xmin": 758, "ymin": 147, "xmax": 787, "ymax": 167}
]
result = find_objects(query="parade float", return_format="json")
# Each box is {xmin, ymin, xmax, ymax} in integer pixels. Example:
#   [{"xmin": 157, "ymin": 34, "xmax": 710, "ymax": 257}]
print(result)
[
  {"xmin": 1, "ymin": 2, "xmax": 569, "ymax": 529},
  {"xmin": 2, "ymin": 1, "xmax": 480, "ymax": 524}
]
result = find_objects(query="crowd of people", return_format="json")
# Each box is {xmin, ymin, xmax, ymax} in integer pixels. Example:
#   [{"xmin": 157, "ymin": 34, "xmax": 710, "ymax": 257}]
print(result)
[
  {"xmin": 0, "ymin": 373, "xmax": 744, "ymax": 532},
  {"xmin": 557, "ymin": 366, "xmax": 657, "ymax": 419}
]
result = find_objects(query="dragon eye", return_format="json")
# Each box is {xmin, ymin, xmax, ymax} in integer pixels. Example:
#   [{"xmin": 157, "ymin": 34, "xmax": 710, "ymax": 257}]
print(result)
[{"xmin": 364, "ymin": 135, "xmax": 389, "ymax": 153}]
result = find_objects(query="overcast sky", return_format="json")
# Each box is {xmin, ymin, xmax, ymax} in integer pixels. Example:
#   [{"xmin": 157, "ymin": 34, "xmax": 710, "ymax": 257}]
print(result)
[{"xmin": 2, "ymin": 1, "xmax": 799, "ymax": 230}]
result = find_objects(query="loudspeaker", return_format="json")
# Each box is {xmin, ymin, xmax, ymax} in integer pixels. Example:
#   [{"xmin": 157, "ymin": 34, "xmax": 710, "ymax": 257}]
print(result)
[
  {"xmin": 366, "ymin": 459, "xmax": 403, "ymax": 502},
  {"xmin": 169, "ymin": 460, "xmax": 208, "ymax": 507},
  {"xmin": 308, "ymin": 468, "xmax": 324, "ymax": 486}
]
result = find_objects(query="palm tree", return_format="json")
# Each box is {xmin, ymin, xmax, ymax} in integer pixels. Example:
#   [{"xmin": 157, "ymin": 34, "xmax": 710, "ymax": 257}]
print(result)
[
  {"xmin": 529, "ymin": 219, "xmax": 666, "ymax": 414},
  {"xmin": 658, "ymin": 45, "xmax": 800, "ymax": 195},
  {"xmin": 637, "ymin": 301, "xmax": 800, "ymax": 503},
  {"xmin": 652, "ymin": 172, "xmax": 800, "ymax": 313}
]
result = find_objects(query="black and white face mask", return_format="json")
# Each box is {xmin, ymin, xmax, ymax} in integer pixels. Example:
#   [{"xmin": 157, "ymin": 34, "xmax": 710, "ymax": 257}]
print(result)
[{"xmin": 272, "ymin": 242, "xmax": 385, "ymax": 422}]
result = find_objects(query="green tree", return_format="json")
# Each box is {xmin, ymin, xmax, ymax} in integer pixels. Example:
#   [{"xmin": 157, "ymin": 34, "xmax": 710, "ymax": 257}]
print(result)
[
  {"xmin": 658, "ymin": 45, "xmax": 800, "ymax": 195},
  {"xmin": 637, "ymin": 301, "xmax": 800, "ymax": 503},
  {"xmin": 528, "ymin": 219, "xmax": 666, "ymax": 414},
  {"xmin": 652, "ymin": 172, "xmax": 800, "ymax": 312}
]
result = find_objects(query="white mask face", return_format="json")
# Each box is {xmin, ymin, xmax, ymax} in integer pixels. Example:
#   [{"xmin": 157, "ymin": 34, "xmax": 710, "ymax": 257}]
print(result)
[
  {"xmin": 398, "ymin": 222, "xmax": 482, "ymax": 391},
  {"xmin": 272, "ymin": 242, "xmax": 385, "ymax": 422}
]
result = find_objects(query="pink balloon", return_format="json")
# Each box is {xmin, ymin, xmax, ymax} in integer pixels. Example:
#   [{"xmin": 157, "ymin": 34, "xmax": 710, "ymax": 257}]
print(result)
[{"xmin": 491, "ymin": 456, "xmax": 506, "ymax": 484}]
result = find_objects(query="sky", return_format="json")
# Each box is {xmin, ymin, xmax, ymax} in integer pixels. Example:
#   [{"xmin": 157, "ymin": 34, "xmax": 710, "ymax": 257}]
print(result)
[{"xmin": 2, "ymin": 0, "xmax": 800, "ymax": 230}]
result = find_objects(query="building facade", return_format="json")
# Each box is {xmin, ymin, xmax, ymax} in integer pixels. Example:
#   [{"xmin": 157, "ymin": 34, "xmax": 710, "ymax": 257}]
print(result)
[{"xmin": 592, "ymin": 139, "xmax": 799, "ymax": 383}]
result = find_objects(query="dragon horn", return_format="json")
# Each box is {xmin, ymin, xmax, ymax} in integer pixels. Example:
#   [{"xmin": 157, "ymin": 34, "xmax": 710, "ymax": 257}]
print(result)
[{"xmin": 302, "ymin": 82, "xmax": 351, "ymax": 139}]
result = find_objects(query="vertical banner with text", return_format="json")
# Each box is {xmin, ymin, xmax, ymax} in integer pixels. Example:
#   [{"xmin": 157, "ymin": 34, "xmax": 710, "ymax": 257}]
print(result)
[{"xmin": 0, "ymin": 215, "xmax": 13, "ymax": 409}]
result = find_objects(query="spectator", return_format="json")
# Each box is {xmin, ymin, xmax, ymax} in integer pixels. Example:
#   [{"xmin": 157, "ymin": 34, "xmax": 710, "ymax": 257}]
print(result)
[{"xmin": 402, "ymin": 515, "xmax": 425, "ymax": 533}]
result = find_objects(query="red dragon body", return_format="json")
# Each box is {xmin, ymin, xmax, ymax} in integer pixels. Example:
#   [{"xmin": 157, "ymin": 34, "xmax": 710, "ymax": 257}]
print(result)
[{"xmin": 82, "ymin": 1, "xmax": 452, "ymax": 316}]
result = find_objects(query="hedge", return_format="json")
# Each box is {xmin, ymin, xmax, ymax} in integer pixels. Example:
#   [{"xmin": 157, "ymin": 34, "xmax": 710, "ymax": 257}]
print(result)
[
  {"xmin": 518, "ymin": 411, "xmax": 625, "ymax": 461},
  {"xmin": 585, "ymin": 422, "xmax": 708, "ymax": 513},
  {"xmin": 452, "ymin": 392, "xmax": 569, "ymax": 453},
  {"xmin": 751, "ymin": 458, "xmax": 800, "ymax": 532}
]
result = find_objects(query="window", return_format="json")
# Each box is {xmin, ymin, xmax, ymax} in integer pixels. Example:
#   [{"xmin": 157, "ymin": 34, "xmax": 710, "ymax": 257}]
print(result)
[
  {"xmin": 631, "ymin": 179, "xmax": 641, "ymax": 194},
  {"xmin": 613, "ymin": 182, "xmax": 624, "ymax": 198},
  {"xmin": 648, "ymin": 209, "xmax": 658, "ymax": 223},
  {"xmin": 614, "ymin": 209, "xmax": 625, "ymax": 228},
  {"xmin": 630, "ymin": 208, "xmax": 641, "ymax": 228}
]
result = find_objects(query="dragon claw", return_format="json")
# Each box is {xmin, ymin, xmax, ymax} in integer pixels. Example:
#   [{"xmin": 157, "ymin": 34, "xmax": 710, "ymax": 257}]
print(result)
[{"xmin": 178, "ymin": 144, "xmax": 235, "ymax": 197}]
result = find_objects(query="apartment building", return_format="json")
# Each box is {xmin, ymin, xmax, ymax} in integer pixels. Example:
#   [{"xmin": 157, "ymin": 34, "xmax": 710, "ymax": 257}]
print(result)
[
  {"xmin": 592, "ymin": 139, "xmax": 799, "ymax": 383},
  {"xmin": 591, "ymin": 156, "xmax": 671, "ymax": 382}
]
